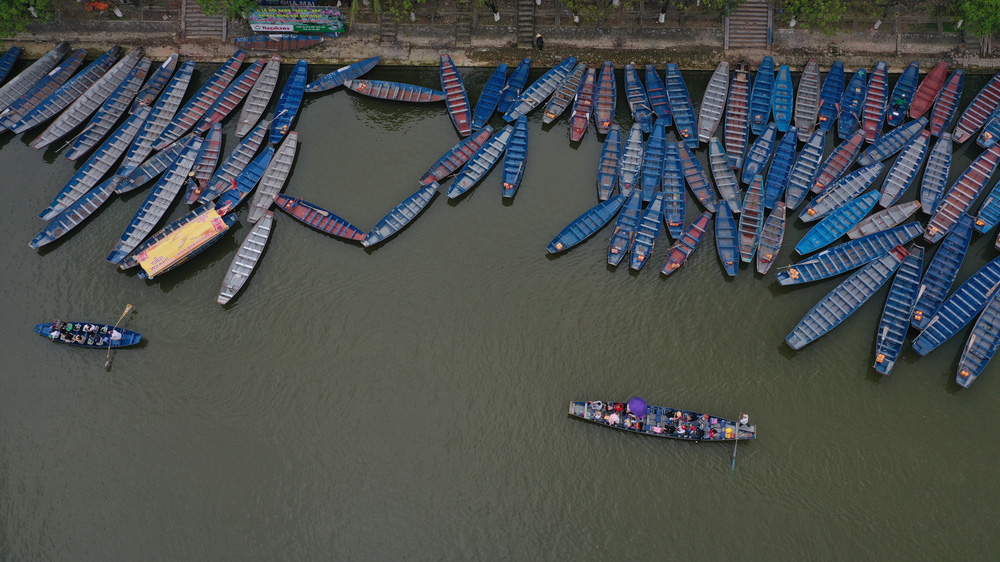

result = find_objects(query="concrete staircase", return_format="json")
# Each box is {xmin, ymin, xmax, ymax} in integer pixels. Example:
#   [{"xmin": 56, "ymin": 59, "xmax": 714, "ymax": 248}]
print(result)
[
  {"xmin": 182, "ymin": 0, "xmax": 226, "ymax": 40},
  {"xmin": 455, "ymin": 0, "xmax": 472, "ymax": 45},
  {"xmin": 725, "ymin": 0, "xmax": 770, "ymax": 50},
  {"xmin": 379, "ymin": 17, "xmax": 397, "ymax": 45},
  {"xmin": 517, "ymin": 0, "xmax": 535, "ymax": 49}
]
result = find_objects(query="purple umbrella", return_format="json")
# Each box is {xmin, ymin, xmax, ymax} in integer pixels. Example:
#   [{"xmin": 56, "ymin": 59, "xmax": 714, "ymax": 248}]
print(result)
[{"xmin": 627, "ymin": 396, "xmax": 648, "ymax": 417}]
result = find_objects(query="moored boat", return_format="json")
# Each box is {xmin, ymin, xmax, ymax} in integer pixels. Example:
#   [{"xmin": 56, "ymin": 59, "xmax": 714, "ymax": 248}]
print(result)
[
  {"xmin": 739, "ymin": 176, "xmax": 764, "ymax": 263},
  {"xmin": 232, "ymin": 34, "xmax": 323, "ymax": 51},
  {"xmin": 920, "ymin": 133, "xmax": 953, "ymax": 213},
  {"xmin": 198, "ymin": 119, "xmax": 269, "ymax": 203},
  {"xmin": 924, "ymin": 144, "xmax": 1000, "ymax": 243},
  {"xmin": 596, "ymin": 124, "xmax": 621, "ymax": 200},
  {"xmin": 861, "ymin": 61, "xmax": 889, "ymax": 143},
  {"xmin": 785, "ymin": 130, "xmax": 826, "ymax": 209},
  {"xmin": 771, "ymin": 64, "xmax": 794, "ymax": 132},
  {"xmin": 812, "ymin": 130, "xmax": 865, "ymax": 194},
  {"xmin": 776, "ymin": 223, "xmax": 923, "ymax": 285},
  {"xmin": 748, "ymin": 56, "xmax": 774, "ymax": 136},
  {"xmin": 929, "ymin": 70, "xmax": 964, "ymax": 137},
  {"xmin": 568, "ymin": 400, "xmax": 756, "ymax": 441},
  {"xmin": 795, "ymin": 191, "xmax": 880, "ymax": 255},
  {"xmin": 795, "ymin": 60, "xmax": 820, "ymax": 141},
  {"xmin": 135, "ymin": 209, "xmax": 238, "ymax": 280},
  {"xmin": 618, "ymin": 123, "xmax": 644, "ymax": 198},
  {"xmin": 501, "ymin": 116, "xmax": 529, "ymax": 199},
  {"xmin": 542, "ymin": 61, "xmax": 586, "ymax": 124},
  {"xmin": 440, "ymin": 54, "xmax": 473, "ymax": 136},
  {"xmin": 546, "ymin": 194, "xmax": 626, "ymax": 253},
  {"xmin": 624, "ymin": 63, "xmax": 654, "ymax": 133},
  {"xmin": 446, "ymin": 124, "xmax": 513, "ymax": 199},
  {"xmin": 664, "ymin": 63, "xmax": 698, "ymax": 148},
  {"xmin": 912, "ymin": 254, "xmax": 1000, "ymax": 356},
  {"xmin": 345, "ymin": 79, "xmax": 445, "ymax": 102},
  {"xmin": 708, "ymin": 137, "xmax": 742, "ymax": 214},
  {"xmin": 660, "ymin": 212, "xmax": 712, "ymax": 276},
  {"xmin": 715, "ymin": 202, "xmax": 739, "ymax": 276},
  {"xmin": 725, "ymin": 64, "xmax": 750, "ymax": 169},
  {"xmin": 64, "ymin": 57, "xmax": 150, "ymax": 161},
  {"xmin": 630, "ymin": 192, "xmax": 665, "ymax": 271},
  {"xmin": 952, "ymin": 69, "xmax": 1000, "ymax": 143},
  {"xmin": 420, "ymin": 126, "xmax": 492, "ymax": 186},
  {"xmin": 274, "ymin": 194, "xmax": 366, "ymax": 241},
  {"xmin": 116, "ymin": 132, "xmax": 196, "ymax": 195},
  {"xmin": 153, "ymin": 51, "xmax": 246, "ymax": 150},
  {"xmin": 848, "ymin": 201, "xmax": 921, "ymax": 239},
  {"xmin": 34, "ymin": 322, "xmax": 141, "ymax": 348},
  {"xmin": 236, "ymin": 54, "xmax": 281, "ymax": 137},
  {"xmin": 248, "ymin": 131, "xmax": 298, "ymax": 223},
  {"xmin": 698, "ymin": 61, "xmax": 729, "ymax": 142},
  {"xmin": 195, "ymin": 58, "xmax": 264, "ymax": 135},
  {"xmin": 800, "ymin": 162, "xmax": 883, "ymax": 223},
  {"xmin": 640, "ymin": 121, "xmax": 666, "ymax": 202},
  {"xmin": 217, "ymin": 210, "xmax": 274, "ymax": 305},
  {"xmin": 909, "ymin": 60, "xmax": 948, "ymax": 119},
  {"xmin": 975, "ymin": 180, "xmax": 1000, "ymax": 234},
  {"xmin": 645, "ymin": 65, "xmax": 671, "ymax": 126},
  {"xmin": 910, "ymin": 214, "xmax": 973, "ymax": 331},
  {"xmin": 269, "ymin": 59, "xmax": 307, "ymax": 144},
  {"xmin": 496, "ymin": 57, "xmax": 530, "ymax": 116},
  {"xmin": 955, "ymin": 290, "xmax": 1000, "ymax": 387},
  {"xmin": 0, "ymin": 50, "xmax": 85, "ymax": 133},
  {"xmin": 503, "ymin": 57, "xmax": 576, "ymax": 121},
  {"xmin": 879, "ymin": 130, "xmax": 930, "ymax": 207},
  {"xmin": 362, "ymin": 182, "xmax": 439, "ymax": 248},
  {"xmin": 886, "ymin": 61, "xmax": 919, "ymax": 127},
  {"xmin": 757, "ymin": 203, "xmax": 786, "ymax": 275},
  {"xmin": 185, "ymin": 123, "xmax": 224, "ymax": 204},
  {"xmin": 661, "ymin": 143, "xmax": 685, "ymax": 239},
  {"xmin": 873, "ymin": 244, "xmax": 924, "ymax": 376},
  {"xmin": 569, "ymin": 68, "xmax": 596, "ymax": 142},
  {"xmin": 0, "ymin": 42, "xmax": 70, "ymax": 114},
  {"xmin": 856, "ymin": 117, "xmax": 927, "ymax": 167},
  {"xmin": 607, "ymin": 190, "xmax": 644, "ymax": 266},
  {"xmin": 29, "ymin": 178, "xmax": 117, "ymax": 249},
  {"xmin": 0, "ymin": 47, "xmax": 21, "ymax": 85},
  {"xmin": 837, "ymin": 68, "xmax": 867, "ymax": 139},
  {"xmin": 304, "ymin": 55, "xmax": 378, "ymax": 93},
  {"xmin": 676, "ymin": 142, "xmax": 718, "ymax": 212},
  {"xmin": 817, "ymin": 60, "xmax": 845, "ymax": 133},
  {"xmin": 130, "ymin": 53, "xmax": 179, "ymax": 114},
  {"xmin": 741, "ymin": 122, "xmax": 777, "ymax": 185},
  {"xmin": 593, "ymin": 61, "xmax": 616, "ymax": 134},
  {"xmin": 472, "ymin": 63, "xmax": 507, "ymax": 130},
  {"xmin": 763, "ymin": 128, "xmax": 797, "ymax": 209}
]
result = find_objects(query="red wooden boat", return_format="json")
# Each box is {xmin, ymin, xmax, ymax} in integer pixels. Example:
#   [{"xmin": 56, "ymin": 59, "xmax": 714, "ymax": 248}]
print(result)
[
  {"xmin": 185, "ymin": 123, "xmax": 223, "ymax": 204},
  {"xmin": 812, "ymin": 130, "xmax": 865, "ymax": 194},
  {"xmin": 274, "ymin": 195, "xmax": 366, "ymax": 241},
  {"xmin": 569, "ymin": 68, "xmax": 596, "ymax": 142},
  {"xmin": 660, "ymin": 212, "xmax": 712, "ymax": 276},
  {"xmin": 195, "ymin": 58, "xmax": 264, "ymax": 135},
  {"xmin": 909, "ymin": 61, "xmax": 948, "ymax": 119},
  {"xmin": 725, "ymin": 64, "xmax": 750, "ymax": 170},
  {"xmin": 925, "ymin": 144, "xmax": 1000, "ymax": 243},
  {"xmin": 929, "ymin": 70, "xmax": 964, "ymax": 137},
  {"xmin": 418, "ymin": 126, "xmax": 492, "ymax": 185},
  {"xmin": 440, "ymin": 54, "xmax": 472, "ymax": 137},
  {"xmin": 593, "ymin": 61, "xmax": 616, "ymax": 135},
  {"xmin": 862, "ymin": 61, "xmax": 888, "ymax": 144},
  {"xmin": 952, "ymin": 71, "xmax": 1000, "ymax": 143}
]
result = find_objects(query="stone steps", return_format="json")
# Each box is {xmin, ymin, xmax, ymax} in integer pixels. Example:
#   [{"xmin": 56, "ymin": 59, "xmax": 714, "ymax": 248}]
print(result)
[
  {"xmin": 727, "ymin": 0, "xmax": 770, "ymax": 49},
  {"xmin": 182, "ymin": 0, "xmax": 225, "ymax": 40},
  {"xmin": 517, "ymin": 0, "xmax": 534, "ymax": 49},
  {"xmin": 380, "ymin": 17, "xmax": 397, "ymax": 45}
]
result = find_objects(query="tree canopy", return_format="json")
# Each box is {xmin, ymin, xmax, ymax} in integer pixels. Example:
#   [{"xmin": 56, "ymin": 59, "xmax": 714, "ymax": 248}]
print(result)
[
  {"xmin": 195, "ymin": 0, "xmax": 260, "ymax": 19},
  {"xmin": 0, "ymin": 0, "xmax": 52, "ymax": 38},
  {"xmin": 955, "ymin": 0, "xmax": 1000, "ymax": 37},
  {"xmin": 778, "ymin": 0, "xmax": 849, "ymax": 33}
]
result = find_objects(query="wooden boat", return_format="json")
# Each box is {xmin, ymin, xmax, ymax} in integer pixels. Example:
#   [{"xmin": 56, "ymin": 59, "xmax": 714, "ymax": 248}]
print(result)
[
  {"xmin": 447, "ymin": 124, "xmax": 513, "ymax": 199},
  {"xmin": 757, "ymin": 202, "xmax": 786, "ymax": 275},
  {"xmin": 708, "ymin": 137, "xmax": 741, "ymax": 214},
  {"xmin": 153, "ymin": 51, "xmax": 246, "ymax": 150},
  {"xmin": 236, "ymin": 55, "xmax": 281, "ymax": 137},
  {"xmin": 812, "ymin": 130, "xmax": 865, "ymax": 194},
  {"xmin": 715, "ymin": 202, "xmax": 739, "ymax": 276},
  {"xmin": 116, "ymin": 132, "xmax": 196, "ymax": 195},
  {"xmin": 269, "ymin": 59, "xmax": 307, "ymax": 145},
  {"xmin": 361, "ymin": 182, "xmax": 438, "ymax": 248},
  {"xmin": 472, "ymin": 63, "xmax": 507, "ymax": 130},
  {"xmin": 217, "ymin": 210, "xmax": 274, "ymax": 305},
  {"xmin": 608, "ymin": 190, "xmax": 644, "ymax": 266},
  {"xmin": 925, "ymin": 144, "xmax": 1000, "ymax": 243},
  {"xmin": 274, "ymin": 194, "xmax": 365, "ymax": 241},
  {"xmin": 502, "ymin": 57, "xmax": 576, "ymax": 121},
  {"xmin": 248, "ymin": 132, "xmax": 298, "ymax": 223},
  {"xmin": 624, "ymin": 64, "xmax": 654, "ymax": 133},
  {"xmin": 29, "ymin": 178, "xmax": 117, "ymax": 249},
  {"xmin": 879, "ymin": 130, "xmax": 930, "ymax": 207},
  {"xmin": 0, "ymin": 42, "xmax": 69, "ymax": 114},
  {"xmin": 116, "ymin": 205, "xmax": 210, "ymax": 270},
  {"xmin": 979, "ymin": 107, "xmax": 1000, "ymax": 149},
  {"xmin": 886, "ymin": 61, "xmax": 919, "ymax": 127},
  {"xmin": 698, "ymin": 61, "xmax": 729, "ymax": 143},
  {"xmin": 65, "ymin": 58, "xmax": 150, "ymax": 161},
  {"xmin": 0, "ymin": 47, "xmax": 21, "ymax": 85},
  {"xmin": 440, "ymin": 54, "xmax": 473, "ymax": 136},
  {"xmin": 661, "ymin": 212, "xmax": 712, "ymax": 276},
  {"xmin": 593, "ymin": 61, "xmax": 616, "ymax": 135},
  {"xmin": 630, "ymin": 192, "xmax": 665, "ymax": 271},
  {"xmin": 771, "ymin": 64, "xmax": 794, "ymax": 132},
  {"xmin": 194, "ymin": 58, "xmax": 264, "ymax": 135},
  {"xmin": 569, "ymin": 68, "xmax": 596, "ymax": 142},
  {"xmin": 233, "ymin": 34, "xmax": 323, "ymax": 51},
  {"xmin": 639, "ymin": 121, "xmax": 666, "ymax": 202},
  {"xmin": 776, "ymin": 223, "xmax": 923, "ymax": 285},
  {"xmin": 955, "ymin": 289, "xmax": 1000, "ymax": 387},
  {"xmin": 595, "ymin": 123, "xmax": 621, "ymax": 201},
  {"xmin": 198, "ymin": 119, "xmax": 269, "ymax": 203},
  {"xmin": 978, "ymin": 173, "xmax": 1000, "ymax": 234},
  {"xmin": 861, "ymin": 61, "xmax": 889, "ymax": 144},
  {"xmin": 645, "ymin": 65, "xmax": 671, "ymax": 126},
  {"xmin": 345, "ymin": 79, "xmax": 445, "ymax": 102},
  {"xmin": 848, "ymin": 201, "xmax": 921, "ymax": 239},
  {"xmin": 130, "ymin": 54, "xmax": 178, "ymax": 114},
  {"xmin": 502, "ymin": 116, "xmax": 529, "ymax": 198},
  {"xmin": 568, "ymin": 401, "xmax": 756, "ymax": 441},
  {"xmin": 662, "ymin": 143, "xmax": 686, "ymax": 239},
  {"xmin": 921, "ymin": 133, "xmax": 953, "ymax": 214},
  {"xmin": 873, "ymin": 244, "xmax": 923, "ymax": 375},
  {"xmin": 909, "ymin": 60, "xmax": 948, "ymax": 118},
  {"xmin": 106, "ymin": 136, "xmax": 205, "ymax": 264},
  {"xmin": 542, "ymin": 61, "xmax": 586, "ymax": 125},
  {"xmin": 33, "ymin": 322, "xmax": 141, "ymax": 348},
  {"xmin": 496, "ymin": 57, "xmax": 530, "ymax": 116},
  {"xmin": 929, "ymin": 70, "xmax": 964, "ymax": 137},
  {"xmin": 420, "ymin": 126, "xmax": 492, "ymax": 186},
  {"xmin": 0, "ymin": 50, "xmax": 86, "ymax": 133},
  {"xmin": 135, "ymin": 209, "xmax": 238, "ymax": 280},
  {"xmin": 785, "ymin": 130, "xmax": 826, "ymax": 210},
  {"xmin": 546, "ymin": 194, "xmax": 626, "ymax": 253},
  {"xmin": 676, "ymin": 142, "xmax": 718, "ymax": 212},
  {"xmin": 664, "ymin": 63, "xmax": 698, "ymax": 148},
  {"xmin": 725, "ymin": 64, "xmax": 750, "ymax": 170},
  {"xmin": 185, "ymin": 123, "xmax": 224, "ymax": 204},
  {"xmin": 817, "ymin": 60, "xmax": 845, "ymax": 133},
  {"xmin": 763, "ymin": 128, "xmax": 797, "ymax": 210},
  {"xmin": 856, "ymin": 117, "xmax": 927, "ymax": 167},
  {"xmin": 748, "ymin": 56, "xmax": 774, "ymax": 136},
  {"xmin": 304, "ymin": 56, "xmax": 378, "ymax": 93},
  {"xmin": 800, "ymin": 162, "xmax": 883, "ymax": 223},
  {"xmin": 795, "ymin": 60, "xmax": 820, "ymax": 141},
  {"xmin": 739, "ymin": 176, "xmax": 764, "ymax": 263},
  {"xmin": 911, "ymin": 214, "xmax": 974, "ymax": 331},
  {"xmin": 618, "ymin": 123, "xmax": 644, "ymax": 198},
  {"xmin": 741, "ymin": 122, "xmax": 777, "ymax": 185},
  {"xmin": 912, "ymin": 254, "xmax": 1000, "ymax": 356},
  {"xmin": 786, "ymin": 246, "xmax": 908, "ymax": 350},
  {"xmin": 796, "ymin": 191, "xmax": 879, "ymax": 255},
  {"xmin": 837, "ymin": 68, "xmax": 867, "ymax": 140},
  {"xmin": 213, "ymin": 146, "xmax": 275, "ymax": 216},
  {"xmin": 952, "ymin": 70, "xmax": 1000, "ymax": 143}
]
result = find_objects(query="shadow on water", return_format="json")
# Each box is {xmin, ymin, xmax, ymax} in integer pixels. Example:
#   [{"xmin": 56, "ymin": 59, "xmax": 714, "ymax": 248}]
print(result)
[
  {"xmin": 347, "ymin": 92, "xmax": 441, "ymax": 132},
  {"xmin": 151, "ymin": 225, "xmax": 243, "ymax": 295}
]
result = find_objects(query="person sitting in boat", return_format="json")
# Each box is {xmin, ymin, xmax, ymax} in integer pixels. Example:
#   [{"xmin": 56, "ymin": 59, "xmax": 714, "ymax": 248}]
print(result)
[
  {"xmin": 676, "ymin": 425, "xmax": 686, "ymax": 436},
  {"xmin": 49, "ymin": 327, "xmax": 60, "ymax": 340},
  {"xmin": 110, "ymin": 330, "xmax": 122, "ymax": 342},
  {"xmin": 73, "ymin": 334, "xmax": 86, "ymax": 343}
]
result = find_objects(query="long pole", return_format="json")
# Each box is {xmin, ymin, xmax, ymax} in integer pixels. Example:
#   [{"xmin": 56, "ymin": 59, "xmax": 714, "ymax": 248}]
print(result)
[
  {"xmin": 731, "ymin": 412, "xmax": 747, "ymax": 472},
  {"xmin": 104, "ymin": 303, "xmax": 133, "ymax": 370}
]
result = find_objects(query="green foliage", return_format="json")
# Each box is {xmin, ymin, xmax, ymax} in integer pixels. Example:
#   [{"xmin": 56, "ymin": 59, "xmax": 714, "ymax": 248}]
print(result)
[
  {"xmin": 700, "ymin": 0, "xmax": 743, "ymax": 16},
  {"xmin": 561, "ymin": 0, "xmax": 611, "ymax": 22},
  {"xmin": 195, "ymin": 0, "xmax": 260, "ymax": 19},
  {"xmin": 0, "ymin": 0, "xmax": 52, "ymax": 37},
  {"xmin": 778, "ymin": 0, "xmax": 848, "ymax": 34},
  {"xmin": 955, "ymin": 0, "xmax": 1000, "ymax": 36}
]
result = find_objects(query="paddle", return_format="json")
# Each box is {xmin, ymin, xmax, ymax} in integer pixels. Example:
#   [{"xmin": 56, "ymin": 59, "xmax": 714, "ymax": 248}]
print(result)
[
  {"xmin": 104, "ymin": 303, "xmax": 133, "ymax": 371},
  {"xmin": 731, "ymin": 413, "xmax": 748, "ymax": 472}
]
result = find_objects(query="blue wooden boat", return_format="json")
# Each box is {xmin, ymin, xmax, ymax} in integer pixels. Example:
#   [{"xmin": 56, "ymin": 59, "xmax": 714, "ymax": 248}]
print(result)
[
  {"xmin": 0, "ymin": 47, "xmax": 21, "ymax": 85},
  {"xmin": 725, "ymin": 64, "xmax": 751, "ymax": 169},
  {"xmin": 715, "ymin": 202, "xmax": 739, "ymax": 276},
  {"xmin": 198, "ymin": 119, "xmax": 269, "ymax": 203},
  {"xmin": 624, "ymin": 64, "xmax": 654, "ymax": 133},
  {"xmin": 912, "ymin": 254, "xmax": 1000, "ymax": 356},
  {"xmin": 236, "ymin": 55, "xmax": 280, "ymax": 137},
  {"xmin": 362, "ymin": 183, "xmax": 438, "ymax": 248},
  {"xmin": 596, "ymin": 123, "xmax": 621, "ymax": 200},
  {"xmin": 978, "ymin": 106, "xmax": 1000, "ymax": 149},
  {"xmin": 837, "ymin": 68, "xmax": 867, "ymax": 139},
  {"xmin": 741, "ymin": 122, "xmax": 777, "ymax": 185},
  {"xmin": 856, "ymin": 117, "xmax": 927, "ymax": 167},
  {"xmin": 748, "ymin": 56, "xmax": 774, "ymax": 136},
  {"xmin": 217, "ymin": 209, "xmax": 274, "ymax": 305},
  {"xmin": 848, "ymin": 201, "xmax": 921, "ymax": 239},
  {"xmin": 795, "ymin": 60, "xmax": 820, "ymax": 141},
  {"xmin": 269, "ymin": 59, "xmax": 307, "ymax": 145},
  {"xmin": 645, "ymin": 64, "xmax": 671, "ymax": 126},
  {"xmin": 273, "ymin": 194, "xmax": 366, "ymax": 241},
  {"xmin": 130, "ymin": 53, "xmax": 179, "ymax": 114},
  {"xmin": 757, "ymin": 203, "xmax": 787, "ymax": 275},
  {"xmin": 0, "ymin": 42, "xmax": 69, "ymax": 114},
  {"xmin": 472, "ymin": 63, "xmax": 507, "ymax": 130},
  {"xmin": 116, "ymin": 132, "xmax": 196, "ymax": 195},
  {"xmin": 186, "ymin": 123, "xmax": 224, "ymax": 203},
  {"xmin": 440, "ymin": 54, "xmax": 473, "ymax": 136},
  {"xmin": 785, "ymin": 130, "xmax": 826, "ymax": 210},
  {"xmin": 608, "ymin": 190, "xmax": 644, "ymax": 266},
  {"xmin": 0, "ymin": 49, "xmax": 85, "ymax": 133},
  {"xmin": 817, "ymin": 60, "xmax": 845, "ymax": 133},
  {"xmin": 708, "ymin": 137, "xmax": 741, "ymax": 214},
  {"xmin": 911, "ymin": 60, "xmax": 949, "ymax": 119},
  {"xmin": 640, "ymin": 121, "xmax": 667, "ymax": 202},
  {"xmin": 233, "ymin": 34, "xmax": 323, "ymax": 51},
  {"xmin": 880, "ymin": 130, "xmax": 930, "ymax": 207},
  {"xmin": 664, "ymin": 63, "xmax": 698, "ymax": 149},
  {"xmin": 676, "ymin": 142, "xmax": 718, "ymax": 212},
  {"xmin": 34, "ymin": 321, "xmax": 141, "ymax": 348},
  {"xmin": 135, "ymin": 212, "xmax": 238, "ymax": 280},
  {"xmin": 911, "ymin": 214, "xmax": 973, "ymax": 331},
  {"xmin": 952, "ymin": 69, "xmax": 1000, "ymax": 143},
  {"xmin": 873, "ymin": 244, "xmax": 923, "ymax": 375},
  {"xmin": 65, "ymin": 57, "xmax": 150, "ymax": 161},
  {"xmin": 862, "ymin": 61, "xmax": 889, "ymax": 144},
  {"xmin": 662, "ymin": 143, "xmax": 686, "ymax": 239},
  {"xmin": 618, "ymin": 124, "xmax": 644, "ymax": 198},
  {"xmin": 213, "ymin": 146, "xmax": 275, "ymax": 216},
  {"xmin": 496, "ymin": 57, "xmax": 530, "ymax": 115},
  {"xmin": 630, "ymin": 192, "xmax": 665, "ymax": 271},
  {"xmin": 800, "ymin": 162, "xmax": 883, "ymax": 223},
  {"xmin": 568, "ymin": 401, "xmax": 756, "ymax": 441},
  {"xmin": 921, "ymin": 133, "xmax": 953, "ymax": 214},
  {"xmin": 698, "ymin": 61, "xmax": 729, "ymax": 143},
  {"xmin": 885, "ymin": 61, "xmax": 919, "ymax": 127},
  {"xmin": 29, "ymin": 178, "xmax": 117, "ymax": 249},
  {"xmin": 925, "ymin": 144, "xmax": 1000, "ymax": 244},
  {"xmin": 955, "ymin": 289, "xmax": 1000, "ymax": 387},
  {"xmin": 763, "ymin": 127, "xmax": 797, "ymax": 209},
  {"xmin": 195, "ymin": 58, "xmax": 264, "ymax": 135},
  {"xmin": 593, "ymin": 61, "xmax": 616, "ymax": 135},
  {"xmin": 547, "ymin": 194, "xmax": 626, "ymax": 253},
  {"xmin": 153, "ymin": 51, "xmax": 246, "ymax": 150},
  {"xmin": 776, "ymin": 223, "xmax": 923, "ymax": 285},
  {"xmin": 771, "ymin": 64, "xmax": 794, "ymax": 132},
  {"xmin": 304, "ymin": 56, "xmax": 378, "ymax": 93},
  {"xmin": 786, "ymin": 246, "xmax": 908, "ymax": 350},
  {"xmin": 420, "ymin": 126, "xmax": 492, "ymax": 186},
  {"xmin": 812, "ymin": 130, "xmax": 865, "ymax": 195},
  {"xmin": 569, "ymin": 68, "xmax": 596, "ymax": 142},
  {"xmin": 503, "ymin": 57, "xmax": 576, "ymax": 121},
  {"xmin": 976, "ymin": 178, "xmax": 1000, "ymax": 234},
  {"xmin": 795, "ymin": 191, "xmax": 880, "ymax": 255},
  {"xmin": 345, "ymin": 79, "xmax": 445, "ymax": 102},
  {"xmin": 930, "ymin": 70, "xmax": 964, "ymax": 137},
  {"xmin": 501, "ymin": 115, "xmax": 528, "ymax": 199},
  {"xmin": 739, "ymin": 176, "xmax": 764, "ymax": 263},
  {"xmin": 661, "ymin": 212, "xmax": 712, "ymax": 276},
  {"xmin": 447, "ymin": 124, "xmax": 513, "ymax": 199},
  {"xmin": 542, "ymin": 62, "xmax": 586, "ymax": 124}
]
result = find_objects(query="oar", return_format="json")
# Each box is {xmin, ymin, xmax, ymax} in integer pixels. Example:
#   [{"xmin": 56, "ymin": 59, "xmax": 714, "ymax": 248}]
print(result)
[
  {"xmin": 104, "ymin": 303, "xmax": 133, "ymax": 370},
  {"xmin": 731, "ymin": 413, "xmax": 748, "ymax": 472},
  {"xmin": 56, "ymin": 121, "xmax": 96, "ymax": 153}
]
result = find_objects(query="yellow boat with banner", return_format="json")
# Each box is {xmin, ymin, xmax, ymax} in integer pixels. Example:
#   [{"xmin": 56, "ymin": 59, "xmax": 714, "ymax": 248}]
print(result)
[{"xmin": 136, "ymin": 208, "xmax": 236, "ymax": 280}]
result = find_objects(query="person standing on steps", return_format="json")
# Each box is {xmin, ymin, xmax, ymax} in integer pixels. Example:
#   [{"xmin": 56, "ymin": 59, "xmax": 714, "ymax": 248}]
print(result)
[{"xmin": 535, "ymin": 33, "xmax": 544, "ymax": 51}]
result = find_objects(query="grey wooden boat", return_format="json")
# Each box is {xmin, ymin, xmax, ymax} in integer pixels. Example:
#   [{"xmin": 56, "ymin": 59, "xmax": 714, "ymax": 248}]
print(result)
[
  {"xmin": 956, "ymin": 288, "xmax": 1000, "ymax": 387},
  {"xmin": 785, "ymin": 130, "xmax": 826, "ymax": 209},
  {"xmin": 0, "ymin": 42, "xmax": 69, "ymax": 113},
  {"xmin": 798, "ymin": 162, "xmax": 883, "ymax": 223},
  {"xmin": 618, "ymin": 123, "xmax": 644, "ymax": 197},
  {"xmin": 198, "ymin": 119, "xmax": 270, "ymax": 203},
  {"xmin": 153, "ymin": 51, "xmax": 246, "ymax": 150},
  {"xmin": 503, "ymin": 57, "xmax": 577, "ymax": 122},
  {"xmin": 116, "ymin": 132, "xmax": 197, "ymax": 194},
  {"xmin": 920, "ymin": 133, "xmax": 952, "ymax": 214},
  {"xmin": 0, "ymin": 50, "xmax": 86, "ymax": 133},
  {"xmin": 698, "ymin": 61, "xmax": 729, "ymax": 143},
  {"xmin": 709, "ymin": 137, "xmax": 741, "ymax": 214},
  {"xmin": 30, "ymin": 178, "xmax": 118, "ymax": 249},
  {"xmin": 757, "ymin": 202, "xmax": 786, "ymax": 275},
  {"xmin": 217, "ymin": 211, "xmax": 275, "ymax": 305},
  {"xmin": 248, "ymin": 131, "xmax": 298, "ymax": 224},
  {"xmin": 542, "ymin": 62, "xmax": 586, "ymax": 124},
  {"xmin": 65, "ymin": 57, "xmax": 151, "ymax": 161},
  {"xmin": 794, "ymin": 60, "xmax": 821, "ymax": 142},
  {"xmin": 848, "ymin": 201, "xmax": 921, "ymax": 239},
  {"xmin": 130, "ymin": 53, "xmax": 179, "ymax": 114},
  {"xmin": 447, "ymin": 125, "xmax": 513, "ymax": 199},
  {"xmin": 878, "ymin": 130, "xmax": 930, "ymax": 208}
]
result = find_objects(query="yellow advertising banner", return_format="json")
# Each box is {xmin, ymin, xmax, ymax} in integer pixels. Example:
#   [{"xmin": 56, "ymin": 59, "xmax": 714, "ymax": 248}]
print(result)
[{"xmin": 137, "ymin": 209, "xmax": 228, "ymax": 278}]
